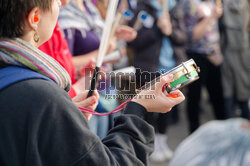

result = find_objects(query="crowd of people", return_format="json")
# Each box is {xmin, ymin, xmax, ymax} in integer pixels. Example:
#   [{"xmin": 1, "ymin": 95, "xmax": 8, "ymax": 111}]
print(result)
[
  {"xmin": 0, "ymin": 0, "xmax": 249, "ymax": 165},
  {"xmin": 126, "ymin": 0, "xmax": 250, "ymax": 163}
]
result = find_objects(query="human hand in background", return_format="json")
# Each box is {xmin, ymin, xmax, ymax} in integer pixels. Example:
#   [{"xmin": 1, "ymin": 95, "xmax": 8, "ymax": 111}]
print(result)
[
  {"xmin": 72, "ymin": 90, "xmax": 99, "ymax": 121},
  {"xmin": 106, "ymin": 36, "xmax": 117, "ymax": 54},
  {"xmin": 157, "ymin": 12, "xmax": 172, "ymax": 36},
  {"xmin": 211, "ymin": 4, "xmax": 223, "ymax": 19},
  {"xmin": 132, "ymin": 74, "xmax": 185, "ymax": 113},
  {"xmin": 207, "ymin": 47, "xmax": 223, "ymax": 66},
  {"xmin": 115, "ymin": 25, "xmax": 137, "ymax": 42}
]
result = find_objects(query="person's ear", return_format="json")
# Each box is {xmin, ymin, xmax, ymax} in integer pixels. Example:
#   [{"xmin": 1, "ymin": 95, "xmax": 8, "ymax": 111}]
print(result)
[
  {"xmin": 27, "ymin": 7, "xmax": 40, "ymax": 30},
  {"xmin": 27, "ymin": 7, "xmax": 40, "ymax": 43}
]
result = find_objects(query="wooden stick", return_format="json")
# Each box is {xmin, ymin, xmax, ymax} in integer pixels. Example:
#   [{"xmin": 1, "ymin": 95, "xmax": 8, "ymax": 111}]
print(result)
[
  {"xmin": 109, "ymin": 12, "xmax": 122, "ymax": 43},
  {"xmin": 216, "ymin": 0, "xmax": 222, "ymax": 5},
  {"xmin": 161, "ymin": 0, "xmax": 168, "ymax": 13},
  {"xmin": 133, "ymin": 11, "xmax": 147, "ymax": 31},
  {"xmin": 133, "ymin": 17, "xmax": 142, "ymax": 31}
]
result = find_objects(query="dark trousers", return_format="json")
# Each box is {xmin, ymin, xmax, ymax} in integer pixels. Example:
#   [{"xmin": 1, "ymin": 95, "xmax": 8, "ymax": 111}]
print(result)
[
  {"xmin": 224, "ymin": 97, "xmax": 250, "ymax": 120},
  {"xmin": 186, "ymin": 52, "xmax": 226, "ymax": 133},
  {"xmin": 145, "ymin": 107, "xmax": 177, "ymax": 134}
]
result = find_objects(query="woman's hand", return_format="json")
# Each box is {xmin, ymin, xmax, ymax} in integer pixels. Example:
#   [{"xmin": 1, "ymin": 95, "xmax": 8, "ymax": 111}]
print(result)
[
  {"xmin": 72, "ymin": 90, "xmax": 99, "ymax": 121},
  {"xmin": 211, "ymin": 4, "xmax": 223, "ymax": 19},
  {"xmin": 157, "ymin": 12, "xmax": 172, "ymax": 36},
  {"xmin": 73, "ymin": 60, "xmax": 96, "ymax": 94},
  {"xmin": 76, "ymin": 60, "xmax": 108, "ymax": 91},
  {"xmin": 132, "ymin": 74, "xmax": 185, "ymax": 113},
  {"xmin": 115, "ymin": 25, "xmax": 137, "ymax": 42},
  {"xmin": 106, "ymin": 36, "xmax": 117, "ymax": 54},
  {"xmin": 72, "ymin": 75, "xmax": 88, "ymax": 95}
]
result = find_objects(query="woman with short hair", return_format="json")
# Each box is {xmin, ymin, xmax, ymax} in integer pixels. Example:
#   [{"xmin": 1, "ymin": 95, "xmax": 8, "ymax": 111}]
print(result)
[{"xmin": 0, "ymin": 0, "xmax": 184, "ymax": 165}]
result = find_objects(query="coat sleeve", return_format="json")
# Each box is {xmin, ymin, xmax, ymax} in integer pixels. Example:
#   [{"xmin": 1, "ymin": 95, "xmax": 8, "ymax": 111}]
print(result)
[{"xmin": 28, "ymin": 80, "xmax": 154, "ymax": 166}]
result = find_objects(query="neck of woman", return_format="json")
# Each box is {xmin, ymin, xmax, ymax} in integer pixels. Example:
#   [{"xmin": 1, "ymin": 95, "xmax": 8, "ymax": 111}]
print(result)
[
  {"xmin": 19, "ymin": 31, "xmax": 40, "ymax": 48},
  {"xmin": 72, "ymin": 0, "xmax": 86, "ymax": 12}
]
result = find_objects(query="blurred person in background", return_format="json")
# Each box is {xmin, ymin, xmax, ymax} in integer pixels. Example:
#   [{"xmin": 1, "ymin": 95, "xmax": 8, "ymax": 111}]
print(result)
[
  {"xmin": 59, "ymin": 0, "xmax": 114, "ymax": 69},
  {"xmin": 39, "ymin": 0, "xmax": 91, "ymax": 98},
  {"xmin": 127, "ymin": 0, "xmax": 178, "ymax": 162},
  {"xmin": 59, "ymin": 0, "xmax": 117, "ymax": 139},
  {"xmin": 94, "ymin": 0, "xmax": 135, "ymax": 70},
  {"xmin": 167, "ymin": 0, "xmax": 190, "ymax": 125},
  {"xmin": 220, "ymin": 0, "xmax": 250, "ymax": 120},
  {"xmin": 58, "ymin": 0, "xmax": 136, "ymax": 83},
  {"xmin": 148, "ymin": 0, "xmax": 178, "ymax": 162},
  {"xmin": 169, "ymin": 0, "xmax": 189, "ymax": 65},
  {"xmin": 58, "ymin": 0, "xmax": 137, "ymax": 138},
  {"xmin": 95, "ymin": 0, "xmax": 108, "ymax": 19},
  {"xmin": 179, "ymin": 0, "xmax": 226, "ymax": 133},
  {"xmin": 169, "ymin": 118, "xmax": 250, "ymax": 166},
  {"xmin": 39, "ymin": 0, "xmax": 98, "ymax": 121},
  {"xmin": 128, "ymin": 0, "xmax": 162, "ymax": 86}
]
